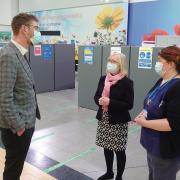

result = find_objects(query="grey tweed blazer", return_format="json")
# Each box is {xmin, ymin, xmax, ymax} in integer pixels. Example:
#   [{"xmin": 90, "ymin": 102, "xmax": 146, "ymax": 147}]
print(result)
[{"xmin": 0, "ymin": 42, "xmax": 38, "ymax": 133}]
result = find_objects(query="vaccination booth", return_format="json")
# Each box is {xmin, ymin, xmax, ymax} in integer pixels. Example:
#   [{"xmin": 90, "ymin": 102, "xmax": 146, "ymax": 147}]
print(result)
[
  {"xmin": 78, "ymin": 45, "xmax": 163, "ymax": 119},
  {"xmin": 29, "ymin": 44, "xmax": 75, "ymax": 93},
  {"xmin": 78, "ymin": 45, "xmax": 103, "ymax": 111}
]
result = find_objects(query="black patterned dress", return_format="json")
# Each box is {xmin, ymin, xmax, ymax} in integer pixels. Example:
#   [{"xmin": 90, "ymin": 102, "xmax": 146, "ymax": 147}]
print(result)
[{"xmin": 96, "ymin": 111, "xmax": 128, "ymax": 151}]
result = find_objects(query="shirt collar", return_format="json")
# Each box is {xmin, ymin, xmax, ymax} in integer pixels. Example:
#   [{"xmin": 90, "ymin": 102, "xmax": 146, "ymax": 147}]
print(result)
[{"xmin": 11, "ymin": 39, "xmax": 28, "ymax": 56}]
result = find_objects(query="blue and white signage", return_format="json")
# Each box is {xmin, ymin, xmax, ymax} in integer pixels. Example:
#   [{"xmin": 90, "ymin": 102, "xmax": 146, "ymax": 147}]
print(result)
[
  {"xmin": 84, "ymin": 47, "xmax": 94, "ymax": 64},
  {"xmin": 43, "ymin": 44, "xmax": 53, "ymax": 60},
  {"xmin": 138, "ymin": 47, "xmax": 153, "ymax": 69}
]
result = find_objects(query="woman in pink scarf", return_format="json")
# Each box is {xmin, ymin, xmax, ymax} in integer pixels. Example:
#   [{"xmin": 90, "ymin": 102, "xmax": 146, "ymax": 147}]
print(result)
[{"xmin": 94, "ymin": 53, "xmax": 134, "ymax": 180}]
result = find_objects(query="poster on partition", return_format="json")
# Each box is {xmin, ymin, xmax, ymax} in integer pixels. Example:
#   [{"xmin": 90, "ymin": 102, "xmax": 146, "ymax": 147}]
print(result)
[
  {"xmin": 43, "ymin": 44, "xmax": 53, "ymax": 60},
  {"xmin": 84, "ymin": 47, "xmax": 94, "ymax": 64},
  {"xmin": 138, "ymin": 47, "xmax": 153, "ymax": 69},
  {"xmin": 34, "ymin": 45, "xmax": 42, "ymax": 56},
  {"xmin": 111, "ymin": 46, "xmax": 121, "ymax": 55}
]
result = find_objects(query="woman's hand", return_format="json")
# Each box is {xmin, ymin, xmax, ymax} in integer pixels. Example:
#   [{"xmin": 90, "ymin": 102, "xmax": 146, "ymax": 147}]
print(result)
[
  {"xmin": 137, "ymin": 110, "xmax": 146, "ymax": 117},
  {"xmin": 134, "ymin": 111, "xmax": 172, "ymax": 131},
  {"xmin": 99, "ymin": 97, "xmax": 110, "ymax": 106},
  {"xmin": 134, "ymin": 112, "xmax": 147, "ymax": 126}
]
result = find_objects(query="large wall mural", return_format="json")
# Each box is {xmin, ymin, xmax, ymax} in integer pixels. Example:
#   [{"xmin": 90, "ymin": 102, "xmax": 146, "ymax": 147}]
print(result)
[
  {"xmin": 128, "ymin": 0, "xmax": 180, "ymax": 45},
  {"xmin": 31, "ymin": 3, "xmax": 128, "ymax": 45}
]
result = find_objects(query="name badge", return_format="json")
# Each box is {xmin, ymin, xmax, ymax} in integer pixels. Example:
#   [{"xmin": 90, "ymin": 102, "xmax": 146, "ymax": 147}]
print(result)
[{"xmin": 143, "ymin": 109, "xmax": 148, "ymax": 119}]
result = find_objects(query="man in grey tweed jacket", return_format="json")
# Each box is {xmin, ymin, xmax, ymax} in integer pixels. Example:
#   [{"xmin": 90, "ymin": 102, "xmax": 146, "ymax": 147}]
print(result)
[{"xmin": 0, "ymin": 13, "xmax": 41, "ymax": 180}]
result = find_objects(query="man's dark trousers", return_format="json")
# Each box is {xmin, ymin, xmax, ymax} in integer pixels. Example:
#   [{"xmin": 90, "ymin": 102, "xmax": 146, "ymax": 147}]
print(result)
[{"xmin": 1, "ymin": 128, "xmax": 34, "ymax": 180}]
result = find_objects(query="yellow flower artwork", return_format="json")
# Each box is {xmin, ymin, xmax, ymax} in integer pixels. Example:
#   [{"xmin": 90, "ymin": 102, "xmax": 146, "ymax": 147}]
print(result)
[{"xmin": 96, "ymin": 6, "xmax": 124, "ymax": 32}]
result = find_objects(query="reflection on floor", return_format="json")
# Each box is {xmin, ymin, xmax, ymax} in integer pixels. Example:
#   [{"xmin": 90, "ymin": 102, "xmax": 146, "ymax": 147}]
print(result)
[
  {"xmin": 0, "ymin": 148, "xmax": 56, "ymax": 180},
  {"xmin": 26, "ymin": 148, "xmax": 93, "ymax": 180}
]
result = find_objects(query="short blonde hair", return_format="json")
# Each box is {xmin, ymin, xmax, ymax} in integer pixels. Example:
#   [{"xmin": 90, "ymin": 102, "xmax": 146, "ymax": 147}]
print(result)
[{"xmin": 107, "ymin": 53, "xmax": 128, "ymax": 74}]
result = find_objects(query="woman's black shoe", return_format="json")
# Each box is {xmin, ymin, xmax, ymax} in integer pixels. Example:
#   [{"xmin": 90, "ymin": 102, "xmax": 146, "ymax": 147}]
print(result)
[
  {"xmin": 97, "ymin": 172, "xmax": 114, "ymax": 180},
  {"xmin": 115, "ymin": 174, "xmax": 123, "ymax": 180}
]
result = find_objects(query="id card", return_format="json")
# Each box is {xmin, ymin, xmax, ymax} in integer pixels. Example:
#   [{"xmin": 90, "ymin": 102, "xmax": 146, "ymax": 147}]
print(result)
[{"xmin": 143, "ymin": 109, "xmax": 148, "ymax": 119}]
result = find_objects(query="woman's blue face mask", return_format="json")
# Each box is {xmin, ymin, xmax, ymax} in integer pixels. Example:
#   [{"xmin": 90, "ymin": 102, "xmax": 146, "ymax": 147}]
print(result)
[
  {"xmin": 155, "ymin": 62, "xmax": 165, "ymax": 76},
  {"xmin": 107, "ymin": 62, "xmax": 119, "ymax": 74}
]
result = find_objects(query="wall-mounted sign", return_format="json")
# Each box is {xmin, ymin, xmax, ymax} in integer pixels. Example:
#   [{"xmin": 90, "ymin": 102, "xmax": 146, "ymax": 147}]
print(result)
[
  {"xmin": 111, "ymin": 46, "xmax": 121, "ymax": 55},
  {"xmin": 43, "ymin": 44, "xmax": 53, "ymax": 60},
  {"xmin": 34, "ymin": 45, "xmax": 42, "ymax": 56},
  {"xmin": 138, "ymin": 47, "xmax": 153, "ymax": 69},
  {"xmin": 84, "ymin": 47, "xmax": 94, "ymax": 64}
]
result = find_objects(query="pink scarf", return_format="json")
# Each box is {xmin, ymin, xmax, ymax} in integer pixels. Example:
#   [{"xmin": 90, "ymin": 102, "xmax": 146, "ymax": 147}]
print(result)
[
  {"xmin": 102, "ymin": 73, "xmax": 126, "ymax": 97},
  {"xmin": 102, "ymin": 73, "xmax": 126, "ymax": 111}
]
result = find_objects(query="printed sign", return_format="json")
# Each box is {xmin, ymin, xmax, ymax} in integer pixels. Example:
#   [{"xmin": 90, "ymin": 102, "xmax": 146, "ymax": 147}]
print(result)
[
  {"xmin": 43, "ymin": 44, "xmax": 53, "ymax": 60},
  {"xmin": 138, "ymin": 47, "xmax": 153, "ymax": 69},
  {"xmin": 84, "ymin": 47, "xmax": 94, "ymax": 64},
  {"xmin": 111, "ymin": 46, "xmax": 121, "ymax": 54},
  {"xmin": 34, "ymin": 45, "xmax": 42, "ymax": 56}
]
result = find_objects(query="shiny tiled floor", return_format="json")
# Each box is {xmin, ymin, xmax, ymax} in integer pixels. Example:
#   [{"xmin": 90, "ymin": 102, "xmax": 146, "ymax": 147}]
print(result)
[
  {"xmin": 1, "ymin": 78, "xmax": 180, "ymax": 179},
  {"xmin": 0, "ymin": 148, "xmax": 56, "ymax": 180},
  {"xmin": 33, "ymin": 78, "xmax": 180, "ymax": 180}
]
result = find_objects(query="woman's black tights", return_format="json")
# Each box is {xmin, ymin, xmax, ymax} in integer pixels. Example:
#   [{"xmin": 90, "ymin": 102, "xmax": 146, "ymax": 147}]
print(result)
[{"xmin": 104, "ymin": 148, "xmax": 126, "ymax": 179}]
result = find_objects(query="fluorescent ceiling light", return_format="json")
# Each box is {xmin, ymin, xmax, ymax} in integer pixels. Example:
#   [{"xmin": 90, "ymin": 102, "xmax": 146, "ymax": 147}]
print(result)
[{"xmin": 129, "ymin": 0, "xmax": 158, "ymax": 3}]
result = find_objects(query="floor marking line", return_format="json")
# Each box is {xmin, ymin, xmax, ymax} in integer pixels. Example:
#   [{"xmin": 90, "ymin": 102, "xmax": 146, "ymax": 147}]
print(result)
[
  {"xmin": 43, "ymin": 147, "xmax": 96, "ymax": 173},
  {"xmin": 32, "ymin": 133, "xmax": 54, "ymax": 142}
]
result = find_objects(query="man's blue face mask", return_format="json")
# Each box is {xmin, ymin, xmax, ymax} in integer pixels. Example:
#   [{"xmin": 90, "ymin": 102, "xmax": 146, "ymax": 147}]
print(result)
[{"xmin": 31, "ymin": 30, "xmax": 42, "ymax": 45}]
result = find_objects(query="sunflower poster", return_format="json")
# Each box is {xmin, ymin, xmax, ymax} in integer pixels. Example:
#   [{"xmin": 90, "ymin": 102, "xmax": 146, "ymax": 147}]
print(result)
[{"xmin": 30, "ymin": 3, "xmax": 128, "ymax": 45}]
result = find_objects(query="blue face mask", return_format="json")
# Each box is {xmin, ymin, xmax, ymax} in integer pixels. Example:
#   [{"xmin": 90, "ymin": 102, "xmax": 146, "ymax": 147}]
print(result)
[
  {"xmin": 31, "ymin": 31, "xmax": 42, "ymax": 45},
  {"xmin": 155, "ymin": 62, "xmax": 165, "ymax": 76},
  {"xmin": 107, "ymin": 62, "xmax": 119, "ymax": 74}
]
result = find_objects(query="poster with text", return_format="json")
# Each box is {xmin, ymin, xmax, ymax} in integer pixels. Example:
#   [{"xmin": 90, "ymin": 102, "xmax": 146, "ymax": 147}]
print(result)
[
  {"xmin": 43, "ymin": 44, "xmax": 53, "ymax": 60},
  {"xmin": 84, "ymin": 47, "xmax": 94, "ymax": 64},
  {"xmin": 34, "ymin": 45, "xmax": 42, "ymax": 56},
  {"xmin": 30, "ymin": 3, "xmax": 128, "ymax": 45},
  {"xmin": 138, "ymin": 47, "xmax": 153, "ymax": 69}
]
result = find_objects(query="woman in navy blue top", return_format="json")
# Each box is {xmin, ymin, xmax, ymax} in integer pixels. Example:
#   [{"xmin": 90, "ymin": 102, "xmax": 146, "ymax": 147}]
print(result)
[{"xmin": 135, "ymin": 46, "xmax": 180, "ymax": 180}]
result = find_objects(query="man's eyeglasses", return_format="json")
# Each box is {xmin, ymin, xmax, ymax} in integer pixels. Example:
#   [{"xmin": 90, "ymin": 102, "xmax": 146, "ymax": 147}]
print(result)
[{"xmin": 25, "ymin": 24, "xmax": 39, "ymax": 30}]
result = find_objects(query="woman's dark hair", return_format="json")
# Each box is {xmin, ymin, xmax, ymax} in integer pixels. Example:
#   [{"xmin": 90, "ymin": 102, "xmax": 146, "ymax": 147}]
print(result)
[{"xmin": 158, "ymin": 45, "xmax": 180, "ymax": 73}]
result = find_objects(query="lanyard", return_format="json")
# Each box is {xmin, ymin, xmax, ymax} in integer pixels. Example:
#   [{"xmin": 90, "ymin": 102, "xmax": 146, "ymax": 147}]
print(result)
[{"xmin": 146, "ymin": 74, "xmax": 178, "ymax": 106}]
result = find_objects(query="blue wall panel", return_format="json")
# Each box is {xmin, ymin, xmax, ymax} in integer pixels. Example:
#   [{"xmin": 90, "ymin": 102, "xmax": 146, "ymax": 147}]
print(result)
[{"xmin": 128, "ymin": 0, "xmax": 180, "ymax": 45}]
